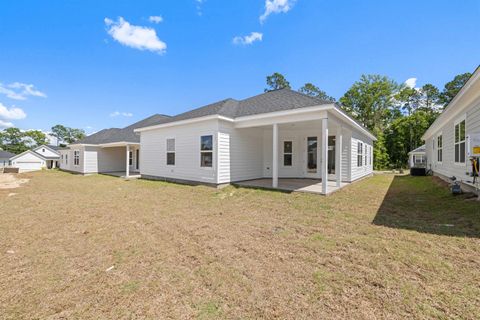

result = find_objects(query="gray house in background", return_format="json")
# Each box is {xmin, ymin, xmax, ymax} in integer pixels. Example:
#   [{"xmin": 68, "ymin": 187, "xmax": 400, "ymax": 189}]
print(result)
[
  {"xmin": 0, "ymin": 150, "xmax": 15, "ymax": 167},
  {"xmin": 59, "ymin": 114, "xmax": 170, "ymax": 177}
]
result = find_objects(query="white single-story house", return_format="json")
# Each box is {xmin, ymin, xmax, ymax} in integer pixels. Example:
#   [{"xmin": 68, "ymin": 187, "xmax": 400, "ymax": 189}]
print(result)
[
  {"xmin": 408, "ymin": 145, "xmax": 426, "ymax": 168},
  {"xmin": 59, "ymin": 114, "xmax": 170, "ymax": 177},
  {"xmin": 422, "ymin": 66, "xmax": 480, "ymax": 193},
  {"xmin": 0, "ymin": 150, "xmax": 15, "ymax": 167},
  {"xmin": 135, "ymin": 89, "xmax": 376, "ymax": 195},
  {"xmin": 9, "ymin": 145, "xmax": 61, "ymax": 172}
]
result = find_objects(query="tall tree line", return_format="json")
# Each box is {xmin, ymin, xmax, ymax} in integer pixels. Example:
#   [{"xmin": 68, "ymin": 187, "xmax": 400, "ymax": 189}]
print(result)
[{"xmin": 265, "ymin": 71, "xmax": 471, "ymax": 169}]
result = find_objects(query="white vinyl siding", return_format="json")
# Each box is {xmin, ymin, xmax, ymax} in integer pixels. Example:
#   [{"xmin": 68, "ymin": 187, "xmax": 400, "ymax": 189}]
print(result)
[
  {"xmin": 425, "ymin": 95, "xmax": 480, "ymax": 182},
  {"xmin": 10, "ymin": 152, "xmax": 46, "ymax": 172},
  {"xmin": 33, "ymin": 146, "xmax": 59, "ymax": 158},
  {"xmin": 350, "ymin": 132, "xmax": 373, "ymax": 182},
  {"xmin": 140, "ymin": 119, "xmax": 218, "ymax": 184},
  {"xmin": 218, "ymin": 121, "xmax": 263, "ymax": 183}
]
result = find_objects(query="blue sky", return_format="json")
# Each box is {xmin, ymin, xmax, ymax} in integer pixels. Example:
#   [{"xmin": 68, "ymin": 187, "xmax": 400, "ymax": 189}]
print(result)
[{"xmin": 0, "ymin": 0, "xmax": 479, "ymax": 135}]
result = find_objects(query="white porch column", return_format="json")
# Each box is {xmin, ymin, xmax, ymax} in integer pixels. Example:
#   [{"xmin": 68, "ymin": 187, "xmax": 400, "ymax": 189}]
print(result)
[
  {"xmin": 52, "ymin": 161, "xmax": 56, "ymax": 169},
  {"xmin": 125, "ymin": 145, "xmax": 130, "ymax": 178},
  {"xmin": 335, "ymin": 128, "xmax": 343, "ymax": 187},
  {"xmin": 272, "ymin": 123, "xmax": 279, "ymax": 188},
  {"xmin": 321, "ymin": 118, "xmax": 328, "ymax": 194}
]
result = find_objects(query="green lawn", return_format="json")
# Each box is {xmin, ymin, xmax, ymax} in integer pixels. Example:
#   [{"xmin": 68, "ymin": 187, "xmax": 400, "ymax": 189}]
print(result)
[{"xmin": 0, "ymin": 171, "xmax": 479, "ymax": 319}]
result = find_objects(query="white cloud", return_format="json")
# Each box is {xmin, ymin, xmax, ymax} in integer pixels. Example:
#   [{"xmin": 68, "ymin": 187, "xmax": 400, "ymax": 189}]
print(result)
[
  {"xmin": 233, "ymin": 32, "xmax": 263, "ymax": 45},
  {"xmin": 105, "ymin": 17, "xmax": 167, "ymax": 54},
  {"xmin": 405, "ymin": 78, "xmax": 417, "ymax": 89},
  {"xmin": 109, "ymin": 111, "xmax": 133, "ymax": 117},
  {"xmin": 0, "ymin": 102, "xmax": 27, "ymax": 120},
  {"xmin": 0, "ymin": 119, "xmax": 14, "ymax": 128},
  {"xmin": 195, "ymin": 0, "xmax": 204, "ymax": 16},
  {"xmin": 260, "ymin": 0, "xmax": 295, "ymax": 23},
  {"xmin": 149, "ymin": 15, "xmax": 163, "ymax": 24},
  {"xmin": 0, "ymin": 82, "xmax": 46, "ymax": 100}
]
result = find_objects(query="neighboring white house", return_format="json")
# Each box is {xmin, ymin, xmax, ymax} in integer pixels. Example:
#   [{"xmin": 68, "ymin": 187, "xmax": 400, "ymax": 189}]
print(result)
[
  {"xmin": 8, "ymin": 145, "xmax": 61, "ymax": 172},
  {"xmin": 135, "ymin": 89, "xmax": 376, "ymax": 195},
  {"xmin": 10, "ymin": 150, "xmax": 47, "ymax": 172},
  {"xmin": 408, "ymin": 145, "xmax": 426, "ymax": 168},
  {"xmin": 0, "ymin": 150, "xmax": 15, "ymax": 167},
  {"xmin": 32, "ymin": 145, "xmax": 61, "ymax": 169},
  {"xmin": 422, "ymin": 66, "xmax": 480, "ymax": 193},
  {"xmin": 59, "ymin": 114, "xmax": 170, "ymax": 177}
]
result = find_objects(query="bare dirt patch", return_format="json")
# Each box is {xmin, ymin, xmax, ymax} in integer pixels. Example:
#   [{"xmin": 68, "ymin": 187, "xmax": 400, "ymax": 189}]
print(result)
[
  {"xmin": 0, "ymin": 171, "xmax": 479, "ymax": 319},
  {"xmin": 0, "ymin": 173, "xmax": 29, "ymax": 189}
]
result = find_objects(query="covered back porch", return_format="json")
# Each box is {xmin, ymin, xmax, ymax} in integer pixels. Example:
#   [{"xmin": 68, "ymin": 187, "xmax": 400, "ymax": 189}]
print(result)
[
  {"xmin": 97, "ymin": 142, "xmax": 140, "ymax": 179},
  {"xmin": 233, "ymin": 108, "xmax": 353, "ymax": 195}
]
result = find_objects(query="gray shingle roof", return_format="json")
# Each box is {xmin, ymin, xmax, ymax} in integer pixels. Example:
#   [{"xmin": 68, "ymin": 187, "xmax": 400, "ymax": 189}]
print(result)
[
  {"xmin": 409, "ymin": 145, "xmax": 426, "ymax": 153},
  {"xmin": 75, "ymin": 114, "xmax": 171, "ymax": 145},
  {"xmin": 0, "ymin": 150, "xmax": 15, "ymax": 159},
  {"xmin": 140, "ymin": 89, "xmax": 334, "ymax": 128}
]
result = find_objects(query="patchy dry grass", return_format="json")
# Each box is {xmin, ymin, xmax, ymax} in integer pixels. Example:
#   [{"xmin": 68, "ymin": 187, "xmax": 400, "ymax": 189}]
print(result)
[{"xmin": 0, "ymin": 171, "xmax": 479, "ymax": 319}]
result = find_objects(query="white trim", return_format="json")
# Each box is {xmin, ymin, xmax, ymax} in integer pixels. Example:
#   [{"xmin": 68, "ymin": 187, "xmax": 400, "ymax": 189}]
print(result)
[
  {"xmin": 33, "ymin": 145, "xmax": 60, "ymax": 156},
  {"xmin": 235, "ymin": 104, "xmax": 334, "ymax": 122},
  {"xmin": 133, "ymin": 104, "xmax": 376, "ymax": 141},
  {"xmin": 422, "ymin": 67, "xmax": 480, "ymax": 140},
  {"xmin": 200, "ymin": 134, "xmax": 214, "ymax": 169},
  {"xmin": 329, "ymin": 107, "xmax": 377, "ymax": 141},
  {"xmin": 134, "ymin": 115, "xmax": 233, "ymax": 133},
  {"xmin": 166, "ymin": 137, "xmax": 176, "ymax": 166},
  {"xmin": 436, "ymin": 132, "xmax": 443, "ymax": 164},
  {"xmin": 100, "ymin": 142, "xmax": 140, "ymax": 148},
  {"xmin": 73, "ymin": 149, "xmax": 80, "ymax": 166},
  {"xmin": 281, "ymin": 139, "xmax": 293, "ymax": 167},
  {"xmin": 9, "ymin": 150, "xmax": 47, "ymax": 161},
  {"xmin": 453, "ymin": 115, "xmax": 467, "ymax": 165},
  {"xmin": 68, "ymin": 142, "xmax": 140, "ymax": 148}
]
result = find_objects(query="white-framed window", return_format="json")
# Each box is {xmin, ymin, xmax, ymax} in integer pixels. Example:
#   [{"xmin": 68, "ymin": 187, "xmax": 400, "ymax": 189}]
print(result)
[
  {"xmin": 369, "ymin": 145, "xmax": 372, "ymax": 165},
  {"xmin": 200, "ymin": 135, "xmax": 213, "ymax": 168},
  {"xmin": 283, "ymin": 141, "xmax": 293, "ymax": 166},
  {"xmin": 65, "ymin": 154, "xmax": 68, "ymax": 165},
  {"xmin": 357, "ymin": 142, "xmax": 363, "ymax": 167},
  {"xmin": 454, "ymin": 119, "xmax": 466, "ymax": 164},
  {"xmin": 364, "ymin": 144, "xmax": 367, "ymax": 166},
  {"xmin": 73, "ymin": 150, "xmax": 80, "ymax": 166},
  {"xmin": 413, "ymin": 154, "xmax": 425, "ymax": 165},
  {"xmin": 437, "ymin": 134, "xmax": 443, "ymax": 163},
  {"xmin": 166, "ymin": 138, "xmax": 175, "ymax": 166},
  {"xmin": 129, "ymin": 151, "xmax": 133, "ymax": 166}
]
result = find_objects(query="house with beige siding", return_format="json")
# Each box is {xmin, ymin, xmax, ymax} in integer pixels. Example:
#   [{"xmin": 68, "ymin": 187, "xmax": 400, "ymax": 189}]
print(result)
[
  {"xmin": 422, "ymin": 66, "xmax": 480, "ymax": 193},
  {"xmin": 134, "ymin": 89, "xmax": 376, "ymax": 195}
]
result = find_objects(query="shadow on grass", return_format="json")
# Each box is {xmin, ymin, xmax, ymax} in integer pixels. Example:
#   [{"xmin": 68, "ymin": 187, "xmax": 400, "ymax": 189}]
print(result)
[{"xmin": 373, "ymin": 175, "xmax": 480, "ymax": 238}]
